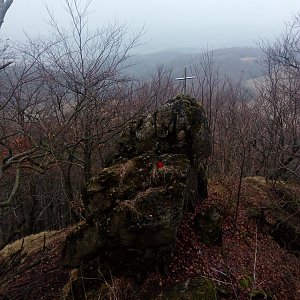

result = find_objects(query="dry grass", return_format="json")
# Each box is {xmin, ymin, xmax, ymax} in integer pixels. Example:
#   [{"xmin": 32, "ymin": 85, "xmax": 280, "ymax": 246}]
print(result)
[
  {"xmin": 0, "ymin": 226, "xmax": 74, "ymax": 299},
  {"xmin": 0, "ymin": 230, "xmax": 61, "ymax": 261}
]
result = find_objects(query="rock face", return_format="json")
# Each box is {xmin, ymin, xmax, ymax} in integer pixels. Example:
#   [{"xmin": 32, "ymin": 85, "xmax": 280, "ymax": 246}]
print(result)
[
  {"xmin": 110, "ymin": 95, "xmax": 211, "ymax": 162},
  {"xmin": 108, "ymin": 94, "xmax": 211, "ymax": 208},
  {"xmin": 62, "ymin": 95, "xmax": 211, "ymax": 274},
  {"xmin": 63, "ymin": 153, "xmax": 191, "ymax": 271}
]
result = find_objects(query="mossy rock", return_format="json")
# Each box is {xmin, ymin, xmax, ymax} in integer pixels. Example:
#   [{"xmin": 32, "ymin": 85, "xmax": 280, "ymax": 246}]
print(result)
[
  {"xmin": 239, "ymin": 275, "xmax": 253, "ymax": 289},
  {"xmin": 62, "ymin": 153, "xmax": 194, "ymax": 273},
  {"xmin": 194, "ymin": 207, "xmax": 223, "ymax": 246},
  {"xmin": 157, "ymin": 277, "xmax": 217, "ymax": 299},
  {"xmin": 62, "ymin": 95, "xmax": 211, "ymax": 275},
  {"xmin": 270, "ymin": 221, "xmax": 300, "ymax": 255},
  {"xmin": 250, "ymin": 289, "xmax": 273, "ymax": 300},
  {"xmin": 105, "ymin": 95, "xmax": 211, "ymax": 209}
]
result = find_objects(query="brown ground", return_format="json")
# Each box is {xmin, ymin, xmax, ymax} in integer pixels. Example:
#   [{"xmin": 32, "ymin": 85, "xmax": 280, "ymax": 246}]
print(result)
[{"xmin": 162, "ymin": 178, "xmax": 300, "ymax": 299}]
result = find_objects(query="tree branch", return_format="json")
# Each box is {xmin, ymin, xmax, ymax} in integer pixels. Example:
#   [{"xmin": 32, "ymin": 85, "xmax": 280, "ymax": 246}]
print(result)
[
  {"xmin": 0, "ymin": 60, "xmax": 12, "ymax": 70},
  {"xmin": 0, "ymin": 162, "xmax": 21, "ymax": 207},
  {"xmin": 0, "ymin": 0, "xmax": 13, "ymax": 29}
]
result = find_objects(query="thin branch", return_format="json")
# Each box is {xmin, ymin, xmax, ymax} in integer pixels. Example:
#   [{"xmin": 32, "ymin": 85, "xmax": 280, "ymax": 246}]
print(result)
[
  {"xmin": 0, "ymin": 60, "xmax": 12, "ymax": 70},
  {"xmin": 253, "ymin": 225, "xmax": 258, "ymax": 290},
  {"xmin": 0, "ymin": 162, "xmax": 21, "ymax": 207}
]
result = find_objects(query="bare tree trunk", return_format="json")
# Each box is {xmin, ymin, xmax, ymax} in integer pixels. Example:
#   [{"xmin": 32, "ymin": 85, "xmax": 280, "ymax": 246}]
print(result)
[
  {"xmin": 234, "ymin": 146, "xmax": 246, "ymax": 229},
  {"xmin": 0, "ymin": 0, "xmax": 13, "ymax": 29}
]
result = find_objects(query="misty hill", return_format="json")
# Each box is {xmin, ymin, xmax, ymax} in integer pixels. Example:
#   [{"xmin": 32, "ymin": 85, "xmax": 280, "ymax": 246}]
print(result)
[{"xmin": 129, "ymin": 47, "xmax": 262, "ymax": 81}]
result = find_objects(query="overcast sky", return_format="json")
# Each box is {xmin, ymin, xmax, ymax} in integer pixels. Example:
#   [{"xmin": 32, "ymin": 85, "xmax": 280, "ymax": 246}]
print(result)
[{"xmin": 1, "ymin": 0, "xmax": 300, "ymax": 53}]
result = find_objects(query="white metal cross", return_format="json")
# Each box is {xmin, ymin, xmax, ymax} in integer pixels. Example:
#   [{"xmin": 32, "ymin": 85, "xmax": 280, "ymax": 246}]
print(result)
[{"xmin": 176, "ymin": 66, "xmax": 195, "ymax": 95}]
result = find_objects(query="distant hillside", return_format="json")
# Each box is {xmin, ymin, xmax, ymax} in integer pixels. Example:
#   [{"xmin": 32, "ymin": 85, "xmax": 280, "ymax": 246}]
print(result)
[{"xmin": 128, "ymin": 47, "xmax": 262, "ymax": 81}]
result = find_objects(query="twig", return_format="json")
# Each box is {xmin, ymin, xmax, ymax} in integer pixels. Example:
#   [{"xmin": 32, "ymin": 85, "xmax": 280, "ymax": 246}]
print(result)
[
  {"xmin": 200, "ymin": 274, "xmax": 231, "ymax": 285},
  {"xmin": 20, "ymin": 238, "xmax": 24, "ymax": 252},
  {"xmin": 0, "ymin": 163, "xmax": 21, "ymax": 207},
  {"xmin": 0, "ymin": 203, "xmax": 22, "ymax": 220},
  {"xmin": 210, "ymin": 267, "xmax": 229, "ymax": 277},
  {"xmin": 253, "ymin": 224, "xmax": 258, "ymax": 290},
  {"xmin": 80, "ymin": 263, "xmax": 88, "ymax": 300},
  {"xmin": 0, "ymin": 61, "xmax": 13, "ymax": 70},
  {"xmin": 43, "ymin": 234, "xmax": 46, "ymax": 250}
]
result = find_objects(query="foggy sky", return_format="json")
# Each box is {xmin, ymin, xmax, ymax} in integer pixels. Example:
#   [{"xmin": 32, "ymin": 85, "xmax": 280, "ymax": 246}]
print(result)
[{"xmin": 2, "ymin": 0, "xmax": 300, "ymax": 53}]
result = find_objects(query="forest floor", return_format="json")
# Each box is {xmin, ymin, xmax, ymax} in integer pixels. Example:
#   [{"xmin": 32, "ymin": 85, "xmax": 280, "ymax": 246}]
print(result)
[
  {"xmin": 160, "ymin": 177, "xmax": 300, "ymax": 299},
  {"xmin": 128, "ymin": 177, "xmax": 300, "ymax": 299},
  {"xmin": 0, "ymin": 177, "xmax": 299, "ymax": 299}
]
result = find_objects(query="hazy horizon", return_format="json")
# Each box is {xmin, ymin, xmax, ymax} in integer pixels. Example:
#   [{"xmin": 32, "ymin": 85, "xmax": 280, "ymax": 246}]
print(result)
[{"xmin": 1, "ymin": 0, "xmax": 299, "ymax": 53}]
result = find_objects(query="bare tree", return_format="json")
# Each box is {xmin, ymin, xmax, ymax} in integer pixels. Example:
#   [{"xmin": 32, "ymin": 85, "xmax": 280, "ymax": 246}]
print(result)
[
  {"xmin": 255, "ymin": 13, "xmax": 300, "ymax": 181},
  {"xmin": 0, "ymin": 0, "xmax": 146, "ymax": 247},
  {"xmin": 0, "ymin": 0, "xmax": 142, "ymax": 209}
]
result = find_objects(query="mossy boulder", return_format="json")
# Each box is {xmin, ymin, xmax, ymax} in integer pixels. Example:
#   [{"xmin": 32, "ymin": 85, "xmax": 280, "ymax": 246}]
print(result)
[
  {"xmin": 156, "ymin": 277, "xmax": 217, "ymax": 299},
  {"xmin": 63, "ymin": 152, "xmax": 192, "ymax": 273},
  {"xmin": 0, "ymin": 228, "xmax": 73, "ymax": 300},
  {"xmin": 62, "ymin": 95, "xmax": 212, "ymax": 278},
  {"xmin": 107, "ymin": 95, "xmax": 211, "ymax": 209},
  {"xmin": 246, "ymin": 180, "xmax": 300, "ymax": 255},
  {"xmin": 111, "ymin": 95, "xmax": 210, "ymax": 159},
  {"xmin": 194, "ymin": 206, "xmax": 223, "ymax": 246},
  {"xmin": 269, "ymin": 185, "xmax": 300, "ymax": 255}
]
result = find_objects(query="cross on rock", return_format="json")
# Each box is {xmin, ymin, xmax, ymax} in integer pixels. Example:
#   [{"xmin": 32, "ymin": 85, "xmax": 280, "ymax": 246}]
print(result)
[{"xmin": 176, "ymin": 66, "xmax": 195, "ymax": 95}]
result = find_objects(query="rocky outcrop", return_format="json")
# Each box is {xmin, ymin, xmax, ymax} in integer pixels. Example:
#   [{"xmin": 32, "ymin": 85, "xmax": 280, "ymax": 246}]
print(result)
[
  {"xmin": 63, "ymin": 153, "xmax": 191, "ymax": 271},
  {"xmin": 62, "ymin": 95, "xmax": 212, "ymax": 275},
  {"xmin": 246, "ymin": 177, "xmax": 300, "ymax": 256},
  {"xmin": 109, "ymin": 95, "xmax": 211, "ymax": 162},
  {"xmin": 108, "ymin": 94, "xmax": 211, "ymax": 208}
]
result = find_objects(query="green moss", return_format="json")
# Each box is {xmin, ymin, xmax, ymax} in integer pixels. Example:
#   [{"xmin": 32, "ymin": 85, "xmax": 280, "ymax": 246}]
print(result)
[
  {"xmin": 158, "ymin": 277, "xmax": 217, "ymax": 300},
  {"xmin": 250, "ymin": 289, "xmax": 272, "ymax": 300},
  {"xmin": 239, "ymin": 275, "xmax": 253, "ymax": 289},
  {"xmin": 194, "ymin": 207, "xmax": 223, "ymax": 246}
]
